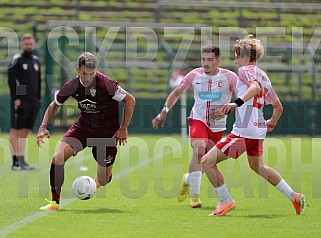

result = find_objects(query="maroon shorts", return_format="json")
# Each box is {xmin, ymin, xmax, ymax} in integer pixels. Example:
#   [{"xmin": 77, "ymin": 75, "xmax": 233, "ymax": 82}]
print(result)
[
  {"xmin": 216, "ymin": 133, "xmax": 264, "ymax": 159},
  {"xmin": 188, "ymin": 118, "xmax": 224, "ymax": 151},
  {"xmin": 62, "ymin": 123, "xmax": 117, "ymax": 167}
]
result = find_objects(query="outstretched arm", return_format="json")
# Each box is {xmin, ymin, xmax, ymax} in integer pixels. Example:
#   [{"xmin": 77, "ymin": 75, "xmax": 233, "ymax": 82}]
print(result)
[
  {"xmin": 152, "ymin": 87, "xmax": 182, "ymax": 129},
  {"xmin": 36, "ymin": 101, "xmax": 60, "ymax": 146}
]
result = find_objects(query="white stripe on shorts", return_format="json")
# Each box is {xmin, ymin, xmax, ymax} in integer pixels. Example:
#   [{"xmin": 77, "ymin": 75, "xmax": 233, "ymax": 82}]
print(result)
[{"xmin": 220, "ymin": 138, "xmax": 238, "ymax": 153}]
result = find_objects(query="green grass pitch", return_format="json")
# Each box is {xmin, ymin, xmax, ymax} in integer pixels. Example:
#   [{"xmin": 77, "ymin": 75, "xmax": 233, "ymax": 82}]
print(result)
[{"xmin": 0, "ymin": 134, "xmax": 320, "ymax": 237}]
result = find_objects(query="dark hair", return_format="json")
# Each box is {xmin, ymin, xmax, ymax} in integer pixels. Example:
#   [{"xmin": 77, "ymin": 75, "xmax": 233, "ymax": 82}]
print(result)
[
  {"xmin": 201, "ymin": 44, "xmax": 221, "ymax": 57},
  {"xmin": 78, "ymin": 52, "xmax": 97, "ymax": 68}
]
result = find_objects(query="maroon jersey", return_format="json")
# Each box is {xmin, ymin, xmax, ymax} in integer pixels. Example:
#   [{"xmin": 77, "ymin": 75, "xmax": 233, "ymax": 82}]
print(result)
[{"xmin": 55, "ymin": 71, "xmax": 125, "ymax": 136}]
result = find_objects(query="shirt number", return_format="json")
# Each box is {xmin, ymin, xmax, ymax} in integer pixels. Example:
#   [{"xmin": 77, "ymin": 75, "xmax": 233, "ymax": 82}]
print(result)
[{"xmin": 253, "ymin": 82, "xmax": 268, "ymax": 109}]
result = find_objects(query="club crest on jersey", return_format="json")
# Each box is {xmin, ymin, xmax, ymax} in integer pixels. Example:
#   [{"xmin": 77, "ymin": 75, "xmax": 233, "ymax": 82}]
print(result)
[
  {"xmin": 90, "ymin": 87, "xmax": 96, "ymax": 97},
  {"xmin": 34, "ymin": 63, "xmax": 39, "ymax": 71},
  {"xmin": 22, "ymin": 64, "xmax": 28, "ymax": 70},
  {"xmin": 217, "ymin": 82, "xmax": 223, "ymax": 88}
]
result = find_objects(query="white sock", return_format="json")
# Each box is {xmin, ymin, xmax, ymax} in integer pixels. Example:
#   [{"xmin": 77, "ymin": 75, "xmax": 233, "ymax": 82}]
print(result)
[
  {"xmin": 184, "ymin": 173, "xmax": 190, "ymax": 185},
  {"xmin": 275, "ymin": 179, "xmax": 295, "ymax": 201},
  {"xmin": 189, "ymin": 171, "xmax": 202, "ymax": 195},
  {"xmin": 214, "ymin": 183, "xmax": 231, "ymax": 204}
]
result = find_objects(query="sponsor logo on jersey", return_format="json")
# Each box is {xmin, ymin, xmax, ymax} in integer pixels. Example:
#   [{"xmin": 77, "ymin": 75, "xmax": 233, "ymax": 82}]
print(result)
[
  {"xmin": 254, "ymin": 121, "xmax": 266, "ymax": 127},
  {"xmin": 198, "ymin": 91, "xmax": 222, "ymax": 101},
  {"xmin": 79, "ymin": 99, "xmax": 100, "ymax": 113}
]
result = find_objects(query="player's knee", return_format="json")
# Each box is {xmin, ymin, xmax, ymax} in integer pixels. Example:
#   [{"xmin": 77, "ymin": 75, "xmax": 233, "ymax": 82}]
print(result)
[
  {"xmin": 52, "ymin": 153, "xmax": 65, "ymax": 165},
  {"xmin": 249, "ymin": 163, "xmax": 262, "ymax": 174}
]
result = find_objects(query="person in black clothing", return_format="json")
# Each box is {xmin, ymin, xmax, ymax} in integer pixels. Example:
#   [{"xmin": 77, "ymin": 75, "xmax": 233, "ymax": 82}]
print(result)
[{"xmin": 7, "ymin": 34, "xmax": 41, "ymax": 170}]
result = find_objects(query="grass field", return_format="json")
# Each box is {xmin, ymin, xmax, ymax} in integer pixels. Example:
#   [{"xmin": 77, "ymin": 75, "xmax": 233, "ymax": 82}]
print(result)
[{"xmin": 0, "ymin": 134, "xmax": 320, "ymax": 238}]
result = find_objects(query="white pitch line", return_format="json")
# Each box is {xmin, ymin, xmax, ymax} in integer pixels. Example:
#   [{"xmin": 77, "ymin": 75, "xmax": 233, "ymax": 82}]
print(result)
[{"xmin": 0, "ymin": 143, "xmax": 185, "ymax": 238}]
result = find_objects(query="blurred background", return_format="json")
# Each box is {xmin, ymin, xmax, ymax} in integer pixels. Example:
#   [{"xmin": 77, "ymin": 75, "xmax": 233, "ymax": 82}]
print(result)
[{"xmin": 0, "ymin": 0, "xmax": 320, "ymax": 135}]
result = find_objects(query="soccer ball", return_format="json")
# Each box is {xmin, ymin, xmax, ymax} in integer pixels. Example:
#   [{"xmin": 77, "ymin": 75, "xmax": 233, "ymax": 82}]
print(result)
[{"xmin": 72, "ymin": 176, "xmax": 97, "ymax": 200}]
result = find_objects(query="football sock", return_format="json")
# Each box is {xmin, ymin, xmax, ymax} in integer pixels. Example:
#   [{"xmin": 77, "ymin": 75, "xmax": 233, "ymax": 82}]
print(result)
[
  {"xmin": 17, "ymin": 155, "xmax": 24, "ymax": 165},
  {"xmin": 214, "ymin": 183, "xmax": 232, "ymax": 204},
  {"xmin": 275, "ymin": 179, "xmax": 295, "ymax": 201},
  {"xmin": 50, "ymin": 163, "xmax": 65, "ymax": 204},
  {"xmin": 12, "ymin": 155, "xmax": 19, "ymax": 166},
  {"xmin": 189, "ymin": 171, "xmax": 202, "ymax": 195},
  {"xmin": 184, "ymin": 173, "xmax": 190, "ymax": 185}
]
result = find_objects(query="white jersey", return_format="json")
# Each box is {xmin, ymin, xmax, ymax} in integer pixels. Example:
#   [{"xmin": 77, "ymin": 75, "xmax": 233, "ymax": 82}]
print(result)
[
  {"xmin": 178, "ymin": 67, "xmax": 237, "ymax": 132},
  {"xmin": 231, "ymin": 65, "xmax": 279, "ymax": 139}
]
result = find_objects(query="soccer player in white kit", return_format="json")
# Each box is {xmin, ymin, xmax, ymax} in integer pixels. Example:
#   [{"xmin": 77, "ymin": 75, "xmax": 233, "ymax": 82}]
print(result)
[
  {"xmin": 201, "ymin": 35, "xmax": 306, "ymax": 216},
  {"xmin": 152, "ymin": 44, "xmax": 237, "ymax": 208}
]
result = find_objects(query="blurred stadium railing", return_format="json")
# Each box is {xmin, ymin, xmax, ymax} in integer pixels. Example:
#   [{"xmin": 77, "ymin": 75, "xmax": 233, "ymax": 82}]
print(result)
[{"xmin": 0, "ymin": 0, "xmax": 320, "ymax": 135}]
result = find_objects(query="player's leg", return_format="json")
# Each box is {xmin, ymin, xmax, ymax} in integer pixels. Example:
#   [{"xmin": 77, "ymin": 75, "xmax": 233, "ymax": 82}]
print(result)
[
  {"xmin": 9, "ymin": 128, "xmax": 22, "ymax": 170},
  {"xmin": 40, "ymin": 141, "xmax": 74, "ymax": 211},
  {"xmin": 202, "ymin": 146, "xmax": 236, "ymax": 216},
  {"xmin": 19, "ymin": 103, "xmax": 40, "ymax": 169},
  {"xmin": 187, "ymin": 139, "xmax": 206, "ymax": 208},
  {"xmin": 201, "ymin": 146, "xmax": 228, "ymax": 187},
  {"xmin": 18, "ymin": 128, "xmax": 34, "ymax": 169},
  {"xmin": 247, "ymin": 154, "xmax": 306, "ymax": 214},
  {"xmin": 177, "ymin": 119, "xmax": 206, "ymax": 207},
  {"xmin": 96, "ymin": 164, "xmax": 113, "ymax": 188},
  {"xmin": 92, "ymin": 146, "xmax": 117, "ymax": 188},
  {"xmin": 201, "ymin": 134, "xmax": 246, "ymax": 216}
]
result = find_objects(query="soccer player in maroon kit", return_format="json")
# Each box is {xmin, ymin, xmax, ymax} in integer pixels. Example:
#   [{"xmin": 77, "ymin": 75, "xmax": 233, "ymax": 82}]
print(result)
[{"xmin": 37, "ymin": 52, "xmax": 135, "ymax": 210}]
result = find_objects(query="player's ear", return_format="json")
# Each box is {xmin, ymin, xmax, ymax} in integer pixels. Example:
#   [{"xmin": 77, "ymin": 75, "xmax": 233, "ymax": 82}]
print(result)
[{"xmin": 76, "ymin": 66, "xmax": 81, "ymax": 74}]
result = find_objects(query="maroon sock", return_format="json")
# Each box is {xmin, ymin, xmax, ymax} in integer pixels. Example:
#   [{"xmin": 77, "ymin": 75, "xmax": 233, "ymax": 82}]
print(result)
[{"xmin": 50, "ymin": 163, "xmax": 64, "ymax": 204}]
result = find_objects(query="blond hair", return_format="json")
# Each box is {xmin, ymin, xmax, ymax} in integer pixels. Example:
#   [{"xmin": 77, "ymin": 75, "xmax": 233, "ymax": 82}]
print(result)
[
  {"xmin": 233, "ymin": 35, "xmax": 264, "ymax": 62},
  {"xmin": 21, "ymin": 34, "xmax": 34, "ymax": 42}
]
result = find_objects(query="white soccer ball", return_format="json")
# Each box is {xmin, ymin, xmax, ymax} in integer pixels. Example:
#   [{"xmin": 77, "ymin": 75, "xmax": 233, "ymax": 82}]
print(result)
[{"xmin": 72, "ymin": 176, "xmax": 97, "ymax": 200}]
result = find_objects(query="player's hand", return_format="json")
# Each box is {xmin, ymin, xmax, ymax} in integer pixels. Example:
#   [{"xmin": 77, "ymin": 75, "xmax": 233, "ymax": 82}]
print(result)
[
  {"xmin": 14, "ymin": 99, "xmax": 21, "ymax": 107},
  {"xmin": 36, "ymin": 127, "xmax": 51, "ymax": 147},
  {"xmin": 211, "ymin": 107, "xmax": 225, "ymax": 120},
  {"xmin": 113, "ymin": 127, "xmax": 128, "ymax": 146},
  {"xmin": 221, "ymin": 102, "xmax": 238, "ymax": 115},
  {"xmin": 14, "ymin": 99, "xmax": 21, "ymax": 109},
  {"xmin": 266, "ymin": 119, "xmax": 277, "ymax": 132},
  {"xmin": 152, "ymin": 111, "xmax": 167, "ymax": 129}
]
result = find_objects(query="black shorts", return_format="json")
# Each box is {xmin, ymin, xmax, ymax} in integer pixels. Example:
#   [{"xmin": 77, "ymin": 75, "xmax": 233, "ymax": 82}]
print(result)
[{"xmin": 10, "ymin": 101, "xmax": 40, "ymax": 130}]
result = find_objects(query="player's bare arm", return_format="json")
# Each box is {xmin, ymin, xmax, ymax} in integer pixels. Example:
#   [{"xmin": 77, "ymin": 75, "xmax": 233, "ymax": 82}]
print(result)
[
  {"xmin": 113, "ymin": 91, "xmax": 135, "ymax": 146},
  {"xmin": 36, "ymin": 101, "xmax": 60, "ymax": 146},
  {"xmin": 221, "ymin": 81, "xmax": 260, "ymax": 114},
  {"xmin": 266, "ymin": 98, "xmax": 283, "ymax": 132},
  {"xmin": 152, "ymin": 87, "xmax": 182, "ymax": 129}
]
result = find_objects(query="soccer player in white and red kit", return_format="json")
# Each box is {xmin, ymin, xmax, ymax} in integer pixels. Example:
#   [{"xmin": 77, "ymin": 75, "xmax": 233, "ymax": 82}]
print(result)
[
  {"xmin": 36, "ymin": 52, "xmax": 135, "ymax": 210},
  {"xmin": 152, "ymin": 45, "xmax": 237, "ymax": 208},
  {"xmin": 201, "ymin": 36, "xmax": 305, "ymax": 216}
]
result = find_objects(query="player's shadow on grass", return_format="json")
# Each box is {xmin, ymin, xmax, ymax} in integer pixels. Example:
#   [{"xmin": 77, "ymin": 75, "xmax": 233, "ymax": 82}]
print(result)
[
  {"xmin": 241, "ymin": 214, "xmax": 286, "ymax": 219},
  {"xmin": 61, "ymin": 208, "xmax": 126, "ymax": 214},
  {"xmin": 200, "ymin": 206, "xmax": 286, "ymax": 218}
]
